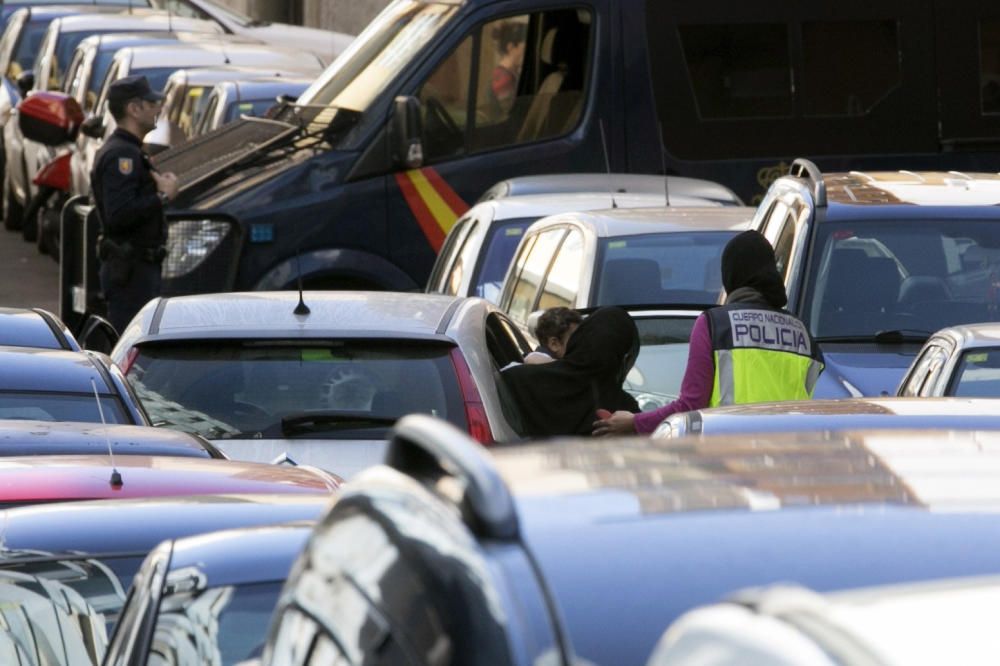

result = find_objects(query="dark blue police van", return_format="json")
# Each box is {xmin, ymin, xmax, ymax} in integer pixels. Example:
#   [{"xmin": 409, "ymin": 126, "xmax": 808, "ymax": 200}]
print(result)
[{"xmin": 59, "ymin": 0, "xmax": 1000, "ymax": 324}]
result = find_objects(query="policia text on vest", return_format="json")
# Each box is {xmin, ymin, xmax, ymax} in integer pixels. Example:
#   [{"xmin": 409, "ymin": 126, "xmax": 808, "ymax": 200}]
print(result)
[{"xmin": 707, "ymin": 304, "xmax": 823, "ymax": 407}]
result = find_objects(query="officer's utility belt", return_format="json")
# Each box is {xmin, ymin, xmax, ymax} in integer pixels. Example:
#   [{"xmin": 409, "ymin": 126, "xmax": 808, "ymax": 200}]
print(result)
[{"xmin": 97, "ymin": 235, "xmax": 166, "ymax": 264}]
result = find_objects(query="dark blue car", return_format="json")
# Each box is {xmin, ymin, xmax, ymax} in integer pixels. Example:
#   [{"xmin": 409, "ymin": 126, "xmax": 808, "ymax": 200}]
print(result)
[
  {"xmin": 0, "ymin": 346, "xmax": 148, "ymax": 423},
  {"xmin": 104, "ymin": 523, "xmax": 312, "ymax": 666},
  {"xmin": 756, "ymin": 160, "xmax": 1000, "ymax": 398},
  {"xmin": 263, "ymin": 415, "xmax": 1000, "ymax": 666},
  {"xmin": 0, "ymin": 493, "xmax": 328, "ymax": 664}
]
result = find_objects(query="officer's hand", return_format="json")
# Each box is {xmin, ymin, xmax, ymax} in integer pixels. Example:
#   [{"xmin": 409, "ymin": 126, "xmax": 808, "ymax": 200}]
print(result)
[
  {"xmin": 592, "ymin": 410, "xmax": 636, "ymax": 437},
  {"xmin": 153, "ymin": 171, "xmax": 179, "ymax": 201}
]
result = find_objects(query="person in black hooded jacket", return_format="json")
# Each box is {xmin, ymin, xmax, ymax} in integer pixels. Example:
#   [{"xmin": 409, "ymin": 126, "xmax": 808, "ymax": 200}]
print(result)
[{"xmin": 503, "ymin": 306, "xmax": 639, "ymax": 438}]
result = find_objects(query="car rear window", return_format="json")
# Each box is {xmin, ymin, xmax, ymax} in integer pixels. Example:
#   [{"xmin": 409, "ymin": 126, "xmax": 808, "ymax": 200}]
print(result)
[
  {"xmin": 594, "ymin": 231, "xmax": 736, "ymax": 306},
  {"xmin": 0, "ymin": 392, "xmax": 128, "ymax": 423},
  {"xmin": 951, "ymin": 347, "xmax": 1000, "ymax": 397},
  {"xmin": 126, "ymin": 341, "xmax": 467, "ymax": 440}
]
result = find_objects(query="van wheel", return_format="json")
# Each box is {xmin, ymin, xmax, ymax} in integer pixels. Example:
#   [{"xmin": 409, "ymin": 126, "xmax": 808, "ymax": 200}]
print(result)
[
  {"xmin": 3, "ymin": 179, "xmax": 22, "ymax": 231},
  {"xmin": 301, "ymin": 276, "xmax": 384, "ymax": 291}
]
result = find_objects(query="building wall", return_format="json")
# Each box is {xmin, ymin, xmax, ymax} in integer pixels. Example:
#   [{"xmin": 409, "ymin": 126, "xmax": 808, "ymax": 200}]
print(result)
[{"xmin": 213, "ymin": 0, "xmax": 391, "ymax": 35}]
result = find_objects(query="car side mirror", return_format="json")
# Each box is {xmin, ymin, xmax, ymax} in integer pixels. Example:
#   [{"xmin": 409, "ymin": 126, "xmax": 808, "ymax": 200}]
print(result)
[
  {"xmin": 78, "ymin": 314, "xmax": 118, "ymax": 354},
  {"xmin": 80, "ymin": 115, "xmax": 105, "ymax": 139},
  {"xmin": 15, "ymin": 71, "xmax": 34, "ymax": 98},
  {"xmin": 391, "ymin": 95, "xmax": 423, "ymax": 169}
]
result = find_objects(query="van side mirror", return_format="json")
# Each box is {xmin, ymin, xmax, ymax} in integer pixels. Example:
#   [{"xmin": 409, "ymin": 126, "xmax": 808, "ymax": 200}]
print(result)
[
  {"xmin": 391, "ymin": 95, "xmax": 423, "ymax": 169},
  {"xmin": 15, "ymin": 71, "xmax": 34, "ymax": 97},
  {"xmin": 80, "ymin": 115, "xmax": 105, "ymax": 139}
]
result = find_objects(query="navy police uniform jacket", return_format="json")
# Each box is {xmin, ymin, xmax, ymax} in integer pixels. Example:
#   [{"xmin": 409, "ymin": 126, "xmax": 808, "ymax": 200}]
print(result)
[{"xmin": 91, "ymin": 128, "xmax": 165, "ymax": 250}]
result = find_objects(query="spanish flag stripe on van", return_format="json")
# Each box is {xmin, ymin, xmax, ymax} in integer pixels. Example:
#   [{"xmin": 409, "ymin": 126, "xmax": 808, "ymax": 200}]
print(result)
[
  {"xmin": 395, "ymin": 171, "xmax": 445, "ymax": 250},
  {"xmin": 421, "ymin": 167, "xmax": 469, "ymax": 218},
  {"xmin": 396, "ymin": 168, "xmax": 470, "ymax": 252}
]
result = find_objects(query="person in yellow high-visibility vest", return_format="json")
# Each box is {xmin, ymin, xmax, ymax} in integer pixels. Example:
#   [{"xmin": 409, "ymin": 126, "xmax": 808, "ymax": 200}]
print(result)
[{"xmin": 594, "ymin": 230, "xmax": 824, "ymax": 436}]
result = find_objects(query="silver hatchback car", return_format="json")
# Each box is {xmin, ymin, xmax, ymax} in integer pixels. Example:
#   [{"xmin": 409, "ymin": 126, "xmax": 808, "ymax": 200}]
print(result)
[{"xmin": 110, "ymin": 291, "xmax": 530, "ymax": 477}]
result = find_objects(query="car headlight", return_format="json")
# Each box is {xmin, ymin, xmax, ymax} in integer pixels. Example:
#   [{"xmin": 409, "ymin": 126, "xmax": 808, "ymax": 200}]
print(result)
[{"xmin": 163, "ymin": 219, "xmax": 230, "ymax": 279}]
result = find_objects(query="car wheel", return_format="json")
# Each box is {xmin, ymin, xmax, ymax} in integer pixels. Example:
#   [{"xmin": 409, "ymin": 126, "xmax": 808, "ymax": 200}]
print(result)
[{"xmin": 3, "ymin": 176, "xmax": 22, "ymax": 231}]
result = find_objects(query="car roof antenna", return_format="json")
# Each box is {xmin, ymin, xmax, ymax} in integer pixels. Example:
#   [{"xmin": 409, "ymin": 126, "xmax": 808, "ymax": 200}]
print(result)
[
  {"xmin": 294, "ymin": 248, "xmax": 310, "ymax": 316},
  {"xmin": 599, "ymin": 120, "xmax": 617, "ymax": 208},
  {"xmin": 658, "ymin": 122, "xmax": 670, "ymax": 206},
  {"xmin": 91, "ymin": 377, "xmax": 122, "ymax": 487}
]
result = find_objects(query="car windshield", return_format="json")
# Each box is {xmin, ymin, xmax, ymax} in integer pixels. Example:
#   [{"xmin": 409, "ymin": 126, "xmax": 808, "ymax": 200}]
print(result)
[
  {"xmin": 802, "ymin": 219, "xmax": 1000, "ymax": 339},
  {"xmin": 296, "ymin": 0, "xmax": 458, "ymax": 114},
  {"xmin": 594, "ymin": 232, "xmax": 736, "ymax": 306},
  {"xmin": 473, "ymin": 218, "xmax": 531, "ymax": 303},
  {"xmin": 625, "ymin": 315, "xmax": 699, "ymax": 410},
  {"xmin": 126, "ymin": 341, "xmax": 466, "ymax": 440},
  {"xmin": 151, "ymin": 580, "xmax": 282, "ymax": 665},
  {"xmin": 0, "ymin": 393, "xmax": 128, "ymax": 423},
  {"xmin": 950, "ymin": 347, "xmax": 1000, "ymax": 397}
]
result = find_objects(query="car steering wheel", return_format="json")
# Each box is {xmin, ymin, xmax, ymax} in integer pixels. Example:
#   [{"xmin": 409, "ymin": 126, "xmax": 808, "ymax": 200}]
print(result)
[{"xmin": 424, "ymin": 96, "xmax": 461, "ymax": 140}]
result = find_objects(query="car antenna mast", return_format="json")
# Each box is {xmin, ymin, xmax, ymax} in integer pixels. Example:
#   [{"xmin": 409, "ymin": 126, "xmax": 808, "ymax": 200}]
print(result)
[
  {"xmin": 91, "ymin": 378, "xmax": 123, "ymax": 488},
  {"xmin": 658, "ymin": 123, "xmax": 670, "ymax": 206},
  {"xmin": 294, "ymin": 248, "xmax": 310, "ymax": 316},
  {"xmin": 599, "ymin": 120, "xmax": 616, "ymax": 208}
]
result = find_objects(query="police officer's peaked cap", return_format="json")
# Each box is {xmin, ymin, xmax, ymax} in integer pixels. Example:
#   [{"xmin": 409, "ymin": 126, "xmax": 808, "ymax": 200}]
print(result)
[{"xmin": 107, "ymin": 75, "xmax": 165, "ymax": 107}]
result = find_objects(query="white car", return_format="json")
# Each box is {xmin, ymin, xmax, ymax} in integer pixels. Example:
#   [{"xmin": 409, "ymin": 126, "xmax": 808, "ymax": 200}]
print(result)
[
  {"xmin": 150, "ymin": 0, "xmax": 354, "ymax": 64},
  {"xmin": 897, "ymin": 322, "xmax": 1000, "ymax": 397},
  {"xmin": 110, "ymin": 291, "xmax": 532, "ymax": 477}
]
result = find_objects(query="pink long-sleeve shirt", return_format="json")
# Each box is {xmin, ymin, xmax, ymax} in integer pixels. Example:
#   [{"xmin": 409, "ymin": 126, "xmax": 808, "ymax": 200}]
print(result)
[{"xmin": 633, "ymin": 313, "xmax": 713, "ymax": 434}]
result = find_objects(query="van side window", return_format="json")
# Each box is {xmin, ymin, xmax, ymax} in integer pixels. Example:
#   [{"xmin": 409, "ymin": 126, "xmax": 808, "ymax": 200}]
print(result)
[
  {"xmin": 680, "ymin": 23, "xmax": 792, "ymax": 119},
  {"xmin": 538, "ymin": 228, "xmax": 583, "ymax": 309},
  {"xmin": 801, "ymin": 20, "xmax": 900, "ymax": 117},
  {"xmin": 417, "ymin": 8, "xmax": 592, "ymax": 163},
  {"xmin": 982, "ymin": 19, "xmax": 1000, "ymax": 113}
]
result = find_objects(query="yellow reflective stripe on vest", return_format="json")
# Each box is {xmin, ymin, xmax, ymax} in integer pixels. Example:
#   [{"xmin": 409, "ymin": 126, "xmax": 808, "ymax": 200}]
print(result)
[{"xmin": 711, "ymin": 348, "xmax": 823, "ymax": 407}]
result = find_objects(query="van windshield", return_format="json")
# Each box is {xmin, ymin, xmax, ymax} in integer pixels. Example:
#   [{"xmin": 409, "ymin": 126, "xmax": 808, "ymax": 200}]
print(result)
[{"xmin": 297, "ymin": 0, "xmax": 458, "ymax": 114}]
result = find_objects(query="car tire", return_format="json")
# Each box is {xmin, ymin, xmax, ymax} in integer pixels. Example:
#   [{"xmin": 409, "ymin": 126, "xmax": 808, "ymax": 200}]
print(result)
[{"xmin": 3, "ymin": 176, "xmax": 22, "ymax": 231}]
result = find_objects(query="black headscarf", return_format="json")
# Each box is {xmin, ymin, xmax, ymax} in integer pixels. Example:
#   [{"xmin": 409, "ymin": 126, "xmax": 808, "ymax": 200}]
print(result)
[
  {"xmin": 721, "ymin": 230, "xmax": 788, "ymax": 308},
  {"xmin": 503, "ymin": 307, "xmax": 640, "ymax": 438}
]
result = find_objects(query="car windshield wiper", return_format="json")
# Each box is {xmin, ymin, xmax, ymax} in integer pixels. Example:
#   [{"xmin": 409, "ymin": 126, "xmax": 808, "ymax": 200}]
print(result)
[
  {"xmin": 280, "ymin": 412, "xmax": 397, "ymax": 435},
  {"xmin": 816, "ymin": 329, "xmax": 932, "ymax": 344}
]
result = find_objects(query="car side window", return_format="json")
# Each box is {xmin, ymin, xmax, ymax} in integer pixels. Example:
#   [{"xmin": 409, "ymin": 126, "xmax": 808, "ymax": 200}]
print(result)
[
  {"xmin": 771, "ymin": 208, "xmax": 798, "ymax": 279},
  {"xmin": 900, "ymin": 343, "xmax": 943, "ymax": 397},
  {"xmin": 417, "ymin": 8, "xmax": 593, "ymax": 163},
  {"xmin": 156, "ymin": 0, "xmax": 212, "ymax": 20},
  {"xmin": 920, "ymin": 346, "xmax": 951, "ymax": 396},
  {"xmin": 537, "ymin": 228, "xmax": 583, "ymax": 310},
  {"xmin": 0, "ymin": 13, "xmax": 26, "ymax": 79},
  {"xmin": 505, "ymin": 228, "xmax": 565, "ymax": 325},
  {"xmin": 428, "ymin": 218, "xmax": 474, "ymax": 294}
]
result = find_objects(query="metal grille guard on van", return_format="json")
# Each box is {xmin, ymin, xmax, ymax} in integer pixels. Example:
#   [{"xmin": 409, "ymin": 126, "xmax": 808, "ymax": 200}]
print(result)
[{"xmin": 152, "ymin": 106, "xmax": 361, "ymax": 203}]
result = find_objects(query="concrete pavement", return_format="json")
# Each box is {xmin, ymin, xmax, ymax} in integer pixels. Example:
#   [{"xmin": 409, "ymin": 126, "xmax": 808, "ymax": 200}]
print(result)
[{"xmin": 0, "ymin": 233, "xmax": 58, "ymax": 312}]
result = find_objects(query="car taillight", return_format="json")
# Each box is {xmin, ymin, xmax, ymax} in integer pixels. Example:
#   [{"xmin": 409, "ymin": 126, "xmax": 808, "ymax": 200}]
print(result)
[
  {"xmin": 119, "ymin": 346, "xmax": 139, "ymax": 375},
  {"xmin": 449, "ymin": 348, "xmax": 493, "ymax": 445},
  {"xmin": 33, "ymin": 152, "xmax": 72, "ymax": 192}
]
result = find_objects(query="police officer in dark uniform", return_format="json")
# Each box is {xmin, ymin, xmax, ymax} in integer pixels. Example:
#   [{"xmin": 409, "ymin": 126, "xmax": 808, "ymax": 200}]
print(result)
[{"xmin": 91, "ymin": 75, "xmax": 178, "ymax": 333}]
